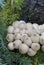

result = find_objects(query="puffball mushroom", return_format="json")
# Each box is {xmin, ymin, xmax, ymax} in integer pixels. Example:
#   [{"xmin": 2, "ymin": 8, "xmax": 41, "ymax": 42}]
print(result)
[
  {"xmin": 12, "ymin": 21, "xmax": 19, "ymax": 28},
  {"xmin": 26, "ymin": 23, "xmax": 33, "ymax": 30},
  {"xmin": 31, "ymin": 34, "xmax": 40, "ymax": 43},
  {"xmin": 19, "ymin": 44, "xmax": 29, "ymax": 54},
  {"xmin": 20, "ymin": 20, "xmax": 26, "ymax": 24},
  {"xmin": 13, "ymin": 28, "xmax": 20, "ymax": 34},
  {"xmin": 39, "ymin": 24, "xmax": 44, "ymax": 33},
  {"xmin": 27, "ymin": 48, "xmax": 36, "ymax": 56},
  {"xmin": 18, "ymin": 21, "xmax": 26, "ymax": 30},
  {"xmin": 21, "ymin": 34, "xmax": 28, "ymax": 42},
  {"xmin": 42, "ymin": 45, "xmax": 44, "ymax": 52},
  {"xmin": 6, "ymin": 34, "xmax": 14, "ymax": 42},
  {"xmin": 26, "ymin": 29, "xmax": 37, "ymax": 36},
  {"xmin": 40, "ymin": 36, "xmax": 44, "ymax": 45},
  {"xmin": 14, "ymin": 33, "xmax": 21, "ymax": 40},
  {"xmin": 41, "ymin": 32, "xmax": 44, "ymax": 36},
  {"xmin": 8, "ymin": 42, "xmax": 14, "ymax": 50},
  {"xmin": 20, "ymin": 29, "xmax": 26, "ymax": 34},
  {"xmin": 13, "ymin": 40, "xmax": 22, "ymax": 49},
  {"xmin": 24, "ymin": 37, "xmax": 32, "ymax": 46},
  {"xmin": 7, "ymin": 20, "xmax": 44, "ymax": 56},
  {"xmin": 31, "ymin": 43, "xmax": 40, "ymax": 51},
  {"xmin": 33, "ymin": 23, "xmax": 40, "ymax": 34},
  {"xmin": 7, "ymin": 26, "xmax": 14, "ymax": 33}
]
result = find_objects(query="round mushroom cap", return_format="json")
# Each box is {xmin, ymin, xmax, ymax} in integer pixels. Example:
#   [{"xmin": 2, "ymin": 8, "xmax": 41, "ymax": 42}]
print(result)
[
  {"xmin": 31, "ymin": 43, "xmax": 40, "ymax": 51},
  {"xmin": 19, "ymin": 44, "xmax": 29, "ymax": 54},
  {"xmin": 41, "ymin": 32, "xmax": 44, "ymax": 36},
  {"xmin": 18, "ymin": 23, "xmax": 26, "ymax": 30},
  {"xmin": 6, "ymin": 34, "xmax": 14, "ymax": 42},
  {"xmin": 26, "ymin": 23, "xmax": 33, "ymax": 30},
  {"xmin": 13, "ymin": 40, "xmax": 22, "ymax": 49},
  {"xmin": 20, "ymin": 29, "xmax": 26, "ymax": 34},
  {"xmin": 24, "ymin": 37, "xmax": 32, "ymax": 46},
  {"xmin": 40, "ymin": 36, "xmax": 44, "ymax": 45},
  {"xmin": 33, "ymin": 23, "xmax": 40, "ymax": 34},
  {"xmin": 8, "ymin": 42, "xmax": 14, "ymax": 50},
  {"xmin": 14, "ymin": 33, "xmax": 21, "ymax": 40},
  {"xmin": 7, "ymin": 26, "xmax": 14, "ymax": 33},
  {"xmin": 26, "ymin": 29, "xmax": 37, "ymax": 36},
  {"xmin": 31, "ymin": 34, "xmax": 40, "ymax": 43},
  {"xmin": 12, "ymin": 21, "xmax": 19, "ymax": 28},
  {"xmin": 21, "ymin": 33, "xmax": 28, "ymax": 42},
  {"xmin": 13, "ymin": 28, "xmax": 20, "ymax": 34},
  {"xmin": 27, "ymin": 48, "xmax": 37, "ymax": 56},
  {"xmin": 42, "ymin": 45, "xmax": 44, "ymax": 52},
  {"xmin": 39, "ymin": 24, "xmax": 44, "ymax": 33},
  {"xmin": 20, "ymin": 20, "xmax": 26, "ymax": 24}
]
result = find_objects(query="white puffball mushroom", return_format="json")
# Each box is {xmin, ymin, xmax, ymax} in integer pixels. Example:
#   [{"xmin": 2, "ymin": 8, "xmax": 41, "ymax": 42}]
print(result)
[
  {"xmin": 18, "ymin": 21, "xmax": 26, "ymax": 30},
  {"xmin": 20, "ymin": 20, "xmax": 26, "ymax": 24},
  {"xmin": 18, "ymin": 24, "xmax": 26, "ymax": 30},
  {"xmin": 13, "ymin": 40, "xmax": 22, "ymax": 49},
  {"xmin": 31, "ymin": 34, "xmax": 40, "ymax": 43},
  {"xmin": 13, "ymin": 28, "xmax": 20, "ymax": 34},
  {"xmin": 24, "ymin": 37, "xmax": 32, "ymax": 46},
  {"xmin": 21, "ymin": 34, "xmax": 28, "ymax": 42},
  {"xmin": 33, "ymin": 23, "xmax": 40, "ymax": 34},
  {"xmin": 42, "ymin": 45, "xmax": 44, "ymax": 52},
  {"xmin": 20, "ymin": 29, "xmax": 26, "ymax": 34},
  {"xmin": 41, "ymin": 32, "xmax": 44, "ymax": 36},
  {"xmin": 31, "ymin": 43, "xmax": 40, "ymax": 51},
  {"xmin": 6, "ymin": 34, "xmax": 14, "ymax": 42},
  {"xmin": 7, "ymin": 26, "xmax": 14, "ymax": 33},
  {"xmin": 19, "ymin": 44, "xmax": 29, "ymax": 54},
  {"xmin": 27, "ymin": 48, "xmax": 36, "ymax": 56},
  {"xmin": 26, "ymin": 29, "xmax": 37, "ymax": 36},
  {"xmin": 12, "ymin": 21, "xmax": 19, "ymax": 28},
  {"xmin": 40, "ymin": 36, "xmax": 44, "ymax": 45},
  {"xmin": 39, "ymin": 24, "xmax": 44, "ymax": 33},
  {"xmin": 8, "ymin": 42, "xmax": 14, "ymax": 50},
  {"xmin": 26, "ymin": 23, "xmax": 33, "ymax": 30},
  {"xmin": 14, "ymin": 33, "xmax": 21, "ymax": 40}
]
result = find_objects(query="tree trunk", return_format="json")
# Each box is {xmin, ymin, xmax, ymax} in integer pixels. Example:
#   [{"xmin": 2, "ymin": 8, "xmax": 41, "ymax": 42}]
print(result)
[{"xmin": 10, "ymin": 0, "xmax": 14, "ymax": 12}]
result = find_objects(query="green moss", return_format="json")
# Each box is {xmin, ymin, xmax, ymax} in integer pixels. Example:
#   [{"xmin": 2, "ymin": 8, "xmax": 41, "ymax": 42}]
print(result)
[{"xmin": 1, "ymin": 0, "xmax": 23, "ymax": 25}]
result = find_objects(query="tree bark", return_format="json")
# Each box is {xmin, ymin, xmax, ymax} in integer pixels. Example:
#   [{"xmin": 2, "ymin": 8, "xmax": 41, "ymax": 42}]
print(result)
[{"xmin": 10, "ymin": 0, "xmax": 14, "ymax": 12}]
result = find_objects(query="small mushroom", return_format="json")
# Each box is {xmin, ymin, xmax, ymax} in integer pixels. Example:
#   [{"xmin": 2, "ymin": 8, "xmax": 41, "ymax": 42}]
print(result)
[
  {"xmin": 26, "ymin": 29, "xmax": 37, "ymax": 36},
  {"xmin": 39, "ymin": 24, "xmax": 44, "ymax": 33},
  {"xmin": 33, "ymin": 23, "xmax": 40, "ymax": 34},
  {"xmin": 13, "ymin": 40, "xmax": 22, "ymax": 49},
  {"xmin": 18, "ymin": 21, "xmax": 26, "ymax": 30},
  {"xmin": 20, "ymin": 29, "xmax": 26, "ymax": 34},
  {"xmin": 8, "ymin": 42, "xmax": 14, "ymax": 50},
  {"xmin": 20, "ymin": 20, "xmax": 26, "ymax": 24},
  {"xmin": 42, "ymin": 45, "xmax": 44, "ymax": 52},
  {"xmin": 31, "ymin": 34, "xmax": 40, "ymax": 43},
  {"xmin": 6, "ymin": 34, "xmax": 14, "ymax": 42},
  {"xmin": 19, "ymin": 44, "xmax": 29, "ymax": 54},
  {"xmin": 31, "ymin": 43, "xmax": 40, "ymax": 51},
  {"xmin": 12, "ymin": 21, "xmax": 19, "ymax": 28},
  {"xmin": 40, "ymin": 36, "xmax": 44, "ymax": 45},
  {"xmin": 27, "ymin": 48, "xmax": 37, "ymax": 56},
  {"xmin": 24, "ymin": 37, "xmax": 32, "ymax": 46},
  {"xmin": 14, "ymin": 33, "xmax": 21, "ymax": 40},
  {"xmin": 13, "ymin": 28, "xmax": 20, "ymax": 34},
  {"xmin": 41, "ymin": 32, "xmax": 44, "ymax": 36},
  {"xmin": 21, "ymin": 34, "xmax": 28, "ymax": 42},
  {"xmin": 7, "ymin": 26, "xmax": 14, "ymax": 33},
  {"xmin": 26, "ymin": 23, "xmax": 33, "ymax": 30}
]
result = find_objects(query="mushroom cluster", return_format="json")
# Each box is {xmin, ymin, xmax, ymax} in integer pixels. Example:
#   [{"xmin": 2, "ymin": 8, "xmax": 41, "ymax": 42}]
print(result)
[{"xmin": 6, "ymin": 20, "xmax": 44, "ymax": 56}]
